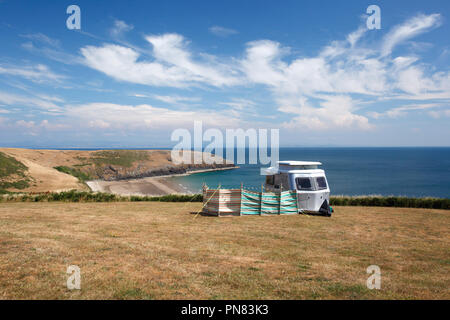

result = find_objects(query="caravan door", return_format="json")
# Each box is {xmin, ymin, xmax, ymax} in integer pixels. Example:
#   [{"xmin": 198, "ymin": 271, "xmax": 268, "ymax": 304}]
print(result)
[{"xmin": 295, "ymin": 177, "xmax": 313, "ymax": 210}]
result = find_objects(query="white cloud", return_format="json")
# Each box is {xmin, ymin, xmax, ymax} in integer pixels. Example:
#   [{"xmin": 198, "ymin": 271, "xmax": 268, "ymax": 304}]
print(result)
[
  {"xmin": 381, "ymin": 13, "xmax": 442, "ymax": 57},
  {"xmin": 389, "ymin": 60, "xmax": 450, "ymax": 99},
  {"xmin": 16, "ymin": 119, "xmax": 35, "ymax": 128},
  {"xmin": 145, "ymin": 33, "xmax": 240, "ymax": 86},
  {"xmin": 0, "ymin": 91, "xmax": 62, "ymax": 112},
  {"xmin": 221, "ymin": 98, "xmax": 255, "ymax": 110},
  {"xmin": 396, "ymin": 66, "xmax": 434, "ymax": 94},
  {"xmin": 89, "ymin": 119, "xmax": 111, "ymax": 129},
  {"xmin": 110, "ymin": 20, "xmax": 134, "ymax": 37},
  {"xmin": 209, "ymin": 26, "xmax": 238, "ymax": 37},
  {"xmin": 240, "ymin": 37, "xmax": 378, "ymax": 129},
  {"xmin": 21, "ymin": 33, "xmax": 60, "ymax": 47},
  {"xmin": 131, "ymin": 93, "xmax": 150, "ymax": 98},
  {"xmin": 241, "ymin": 40, "xmax": 288, "ymax": 87},
  {"xmin": 81, "ymin": 34, "xmax": 241, "ymax": 88},
  {"xmin": 428, "ymin": 109, "xmax": 450, "ymax": 118},
  {"xmin": 152, "ymin": 95, "xmax": 201, "ymax": 105},
  {"xmin": 0, "ymin": 63, "xmax": 65, "ymax": 83},
  {"xmin": 13, "ymin": 119, "xmax": 68, "ymax": 133},
  {"xmin": 21, "ymin": 41, "xmax": 82, "ymax": 65},
  {"xmin": 347, "ymin": 27, "xmax": 367, "ymax": 48},
  {"xmin": 238, "ymin": 13, "xmax": 449, "ymax": 130},
  {"xmin": 368, "ymin": 103, "xmax": 443, "ymax": 119},
  {"xmin": 39, "ymin": 119, "xmax": 66, "ymax": 130},
  {"xmin": 81, "ymin": 44, "xmax": 183, "ymax": 87},
  {"xmin": 281, "ymin": 95, "xmax": 372, "ymax": 130},
  {"xmin": 77, "ymin": 13, "xmax": 448, "ymax": 132},
  {"xmin": 66, "ymin": 102, "xmax": 242, "ymax": 130}
]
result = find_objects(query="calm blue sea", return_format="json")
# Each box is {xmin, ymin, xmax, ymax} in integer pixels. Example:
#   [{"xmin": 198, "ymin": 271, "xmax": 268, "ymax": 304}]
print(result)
[{"xmin": 170, "ymin": 147, "xmax": 450, "ymax": 198}]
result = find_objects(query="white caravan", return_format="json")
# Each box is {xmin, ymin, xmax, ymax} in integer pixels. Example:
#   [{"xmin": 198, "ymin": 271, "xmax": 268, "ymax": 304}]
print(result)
[{"xmin": 263, "ymin": 161, "xmax": 332, "ymax": 216}]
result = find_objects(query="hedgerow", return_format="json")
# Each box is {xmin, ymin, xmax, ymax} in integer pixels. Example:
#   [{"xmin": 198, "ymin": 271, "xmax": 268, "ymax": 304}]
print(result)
[
  {"xmin": 329, "ymin": 196, "xmax": 449, "ymax": 210},
  {"xmin": 0, "ymin": 191, "xmax": 448, "ymax": 209}
]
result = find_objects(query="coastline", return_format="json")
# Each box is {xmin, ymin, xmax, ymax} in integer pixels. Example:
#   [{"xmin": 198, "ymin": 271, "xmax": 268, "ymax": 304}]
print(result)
[
  {"xmin": 86, "ymin": 166, "xmax": 239, "ymax": 196},
  {"xmin": 0, "ymin": 147, "xmax": 237, "ymax": 194}
]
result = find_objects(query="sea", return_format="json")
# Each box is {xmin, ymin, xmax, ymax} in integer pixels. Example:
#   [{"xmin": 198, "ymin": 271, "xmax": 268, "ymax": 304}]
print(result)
[{"xmin": 169, "ymin": 147, "xmax": 450, "ymax": 198}]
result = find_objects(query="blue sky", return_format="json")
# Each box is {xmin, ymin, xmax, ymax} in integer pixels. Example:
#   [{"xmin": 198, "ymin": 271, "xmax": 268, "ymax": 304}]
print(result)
[{"xmin": 0, "ymin": 0, "xmax": 449, "ymax": 147}]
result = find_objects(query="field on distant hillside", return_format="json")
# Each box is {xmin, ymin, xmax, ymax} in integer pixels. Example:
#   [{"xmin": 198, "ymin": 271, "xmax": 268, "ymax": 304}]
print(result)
[
  {"xmin": 0, "ymin": 203, "xmax": 448, "ymax": 299},
  {"xmin": 0, "ymin": 149, "xmax": 232, "ymax": 194},
  {"xmin": 0, "ymin": 149, "xmax": 173, "ymax": 193}
]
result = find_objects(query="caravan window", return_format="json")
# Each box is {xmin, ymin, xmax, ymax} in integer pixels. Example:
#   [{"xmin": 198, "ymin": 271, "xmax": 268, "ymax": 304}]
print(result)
[
  {"xmin": 266, "ymin": 175, "xmax": 274, "ymax": 186},
  {"xmin": 296, "ymin": 177, "xmax": 313, "ymax": 191},
  {"xmin": 315, "ymin": 177, "xmax": 328, "ymax": 190},
  {"xmin": 280, "ymin": 173, "xmax": 290, "ymax": 189}
]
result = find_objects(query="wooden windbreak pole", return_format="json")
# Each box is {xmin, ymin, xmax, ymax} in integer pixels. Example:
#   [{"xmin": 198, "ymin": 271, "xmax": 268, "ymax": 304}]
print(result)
[
  {"xmin": 217, "ymin": 184, "xmax": 221, "ymax": 217},
  {"xmin": 202, "ymin": 183, "xmax": 206, "ymax": 213},
  {"xmin": 279, "ymin": 184, "xmax": 282, "ymax": 215},
  {"xmin": 260, "ymin": 184, "xmax": 264, "ymax": 216},
  {"xmin": 202, "ymin": 182, "xmax": 206, "ymax": 211},
  {"xmin": 194, "ymin": 185, "xmax": 219, "ymax": 219},
  {"xmin": 240, "ymin": 182, "xmax": 243, "ymax": 216}
]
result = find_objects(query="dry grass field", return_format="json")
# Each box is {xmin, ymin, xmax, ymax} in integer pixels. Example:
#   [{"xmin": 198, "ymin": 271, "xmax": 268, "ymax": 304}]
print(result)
[{"xmin": 0, "ymin": 202, "xmax": 448, "ymax": 299}]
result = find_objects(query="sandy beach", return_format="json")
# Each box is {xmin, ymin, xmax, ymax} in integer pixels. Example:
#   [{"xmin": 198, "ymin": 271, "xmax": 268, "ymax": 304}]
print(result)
[
  {"xmin": 86, "ymin": 167, "xmax": 237, "ymax": 196},
  {"xmin": 86, "ymin": 176, "xmax": 187, "ymax": 196}
]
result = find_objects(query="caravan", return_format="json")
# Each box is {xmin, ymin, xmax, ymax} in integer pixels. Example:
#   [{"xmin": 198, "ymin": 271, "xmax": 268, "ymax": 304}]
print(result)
[{"xmin": 263, "ymin": 161, "xmax": 332, "ymax": 216}]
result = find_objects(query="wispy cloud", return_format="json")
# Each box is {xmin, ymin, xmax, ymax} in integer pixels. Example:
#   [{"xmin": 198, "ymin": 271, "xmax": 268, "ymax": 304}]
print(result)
[
  {"xmin": 110, "ymin": 19, "xmax": 134, "ymax": 38},
  {"xmin": 239, "ymin": 13, "xmax": 449, "ymax": 130},
  {"xmin": 13, "ymin": 12, "xmax": 447, "ymax": 134},
  {"xmin": 381, "ymin": 13, "xmax": 442, "ymax": 57},
  {"xmin": 0, "ymin": 63, "xmax": 65, "ymax": 83},
  {"xmin": 152, "ymin": 95, "xmax": 201, "ymax": 105},
  {"xmin": 20, "ymin": 33, "xmax": 60, "ymax": 47},
  {"xmin": 81, "ymin": 33, "xmax": 242, "ymax": 87},
  {"xmin": 428, "ymin": 109, "xmax": 450, "ymax": 118},
  {"xmin": 209, "ymin": 25, "xmax": 238, "ymax": 37},
  {"xmin": 21, "ymin": 40, "xmax": 82, "ymax": 65},
  {"xmin": 368, "ymin": 103, "xmax": 445, "ymax": 119},
  {"xmin": 0, "ymin": 91, "xmax": 62, "ymax": 113},
  {"xmin": 66, "ymin": 102, "xmax": 242, "ymax": 130},
  {"xmin": 280, "ymin": 95, "xmax": 372, "ymax": 130},
  {"xmin": 221, "ymin": 98, "xmax": 255, "ymax": 110}
]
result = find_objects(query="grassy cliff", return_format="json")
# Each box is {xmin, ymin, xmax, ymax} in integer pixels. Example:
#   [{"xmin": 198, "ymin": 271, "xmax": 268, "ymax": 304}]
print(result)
[{"xmin": 0, "ymin": 151, "xmax": 30, "ymax": 192}]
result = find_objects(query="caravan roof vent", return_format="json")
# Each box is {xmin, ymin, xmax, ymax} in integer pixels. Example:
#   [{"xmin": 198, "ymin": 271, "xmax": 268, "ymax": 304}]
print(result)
[{"xmin": 277, "ymin": 161, "xmax": 322, "ymax": 170}]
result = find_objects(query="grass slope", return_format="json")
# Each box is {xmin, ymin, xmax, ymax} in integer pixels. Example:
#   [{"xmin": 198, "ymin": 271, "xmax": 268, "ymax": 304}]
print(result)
[
  {"xmin": 0, "ymin": 151, "xmax": 29, "ymax": 192},
  {"xmin": 54, "ymin": 166, "xmax": 93, "ymax": 184},
  {"xmin": 91, "ymin": 150, "xmax": 150, "ymax": 167}
]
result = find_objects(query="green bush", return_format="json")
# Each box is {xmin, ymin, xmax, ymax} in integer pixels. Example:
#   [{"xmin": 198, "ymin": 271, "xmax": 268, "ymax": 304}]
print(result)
[
  {"xmin": 91, "ymin": 150, "xmax": 149, "ymax": 167},
  {"xmin": 130, "ymin": 193, "xmax": 202, "ymax": 202},
  {"xmin": 0, "ymin": 152, "xmax": 28, "ymax": 178},
  {"xmin": 330, "ymin": 196, "xmax": 450, "ymax": 210},
  {"xmin": 0, "ymin": 190, "xmax": 203, "ymax": 203},
  {"xmin": 54, "ymin": 166, "xmax": 92, "ymax": 183},
  {"xmin": 0, "ymin": 152, "xmax": 30, "ymax": 191}
]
